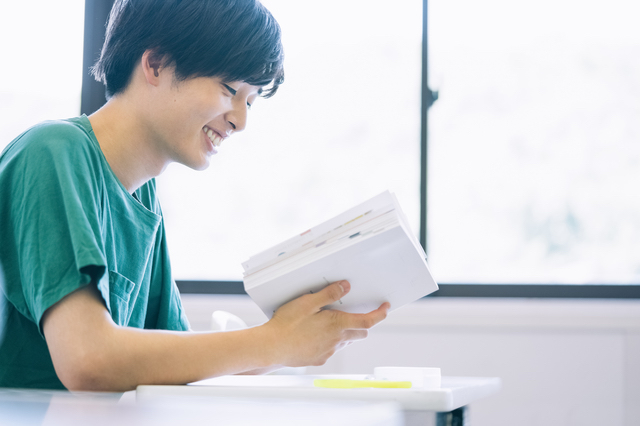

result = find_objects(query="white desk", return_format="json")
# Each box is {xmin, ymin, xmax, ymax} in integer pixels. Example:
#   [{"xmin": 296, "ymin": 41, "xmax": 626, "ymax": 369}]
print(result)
[
  {"xmin": 137, "ymin": 375, "xmax": 501, "ymax": 426},
  {"xmin": 0, "ymin": 388, "xmax": 403, "ymax": 426}
]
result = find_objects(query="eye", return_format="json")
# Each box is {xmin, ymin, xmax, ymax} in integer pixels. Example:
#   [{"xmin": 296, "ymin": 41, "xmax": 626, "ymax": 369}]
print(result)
[{"xmin": 247, "ymin": 95, "xmax": 258, "ymax": 110}]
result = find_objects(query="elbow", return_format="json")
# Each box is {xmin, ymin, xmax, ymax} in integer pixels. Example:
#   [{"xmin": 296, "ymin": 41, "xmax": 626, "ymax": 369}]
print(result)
[
  {"xmin": 59, "ymin": 370, "xmax": 104, "ymax": 392},
  {"xmin": 55, "ymin": 349, "xmax": 133, "ymax": 392},
  {"xmin": 42, "ymin": 284, "xmax": 135, "ymax": 391}
]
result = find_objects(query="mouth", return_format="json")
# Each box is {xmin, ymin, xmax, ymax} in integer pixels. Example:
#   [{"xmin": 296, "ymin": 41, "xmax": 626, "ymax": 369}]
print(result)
[{"xmin": 203, "ymin": 126, "xmax": 224, "ymax": 154}]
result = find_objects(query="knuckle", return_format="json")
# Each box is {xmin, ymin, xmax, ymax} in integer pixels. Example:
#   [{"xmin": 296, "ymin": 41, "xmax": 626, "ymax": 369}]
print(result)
[
  {"xmin": 363, "ymin": 317, "xmax": 375, "ymax": 329},
  {"xmin": 327, "ymin": 309, "xmax": 340, "ymax": 320},
  {"xmin": 329, "ymin": 311, "xmax": 344, "ymax": 327},
  {"xmin": 298, "ymin": 294, "xmax": 314, "ymax": 308},
  {"xmin": 328, "ymin": 285, "xmax": 342, "ymax": 301}
]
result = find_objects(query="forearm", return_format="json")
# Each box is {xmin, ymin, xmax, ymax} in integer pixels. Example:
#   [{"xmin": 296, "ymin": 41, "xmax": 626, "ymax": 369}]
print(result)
[
  {"xmin": 68, "ymin": 324, "xmax": 278, "ymax": 391},
  {"xmin": 43, "ymin": 284, "xmax": 284, "ymax": 391},
  {"xmin": 236, "ymin": 365, "xmax": 285, "ymax": 375},
  {"xmin": 67, "ymin": 323, "xmax": 287, "ymax": 389},
  {"xmin": 44, "ymin": 280, "xmax": 388, "ymax": 392}
]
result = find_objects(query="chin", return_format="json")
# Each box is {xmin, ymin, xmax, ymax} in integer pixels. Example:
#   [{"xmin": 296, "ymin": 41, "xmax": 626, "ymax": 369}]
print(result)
[
  {"xmin": 179, "ymin": 155, "xmax": 211, "ymax": 171},
  {"xmin": 191, "ymin": 160, "xmax": 211, "ymax": 171}
]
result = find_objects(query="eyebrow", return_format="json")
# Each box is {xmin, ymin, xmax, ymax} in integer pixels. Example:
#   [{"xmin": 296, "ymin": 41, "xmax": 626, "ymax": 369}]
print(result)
[
  {"xmin": 222, "ymin": 83, "xmax": 237, "ymax": 96},
  {"xmin": 223, "ymin": 83, "xmax": 263, "ymax": 97}
]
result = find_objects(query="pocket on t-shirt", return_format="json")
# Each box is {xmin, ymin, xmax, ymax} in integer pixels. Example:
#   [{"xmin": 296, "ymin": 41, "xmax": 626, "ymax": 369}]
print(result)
[{"xmin": 107, "ymin": 270, "xmax": 135, "ymax": 326}]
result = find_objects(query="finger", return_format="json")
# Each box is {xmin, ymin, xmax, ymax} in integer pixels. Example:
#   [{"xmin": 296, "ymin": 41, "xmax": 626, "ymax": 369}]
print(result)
[
  {"xmin": 343, "ymin": 329, "xmax": 368, "ymax": 342},
  {"xmin": 341, "ymin": 302, "xmax": 390, "ymax": 329},
  {"xmin": 335, "ymin": 341, "xmax": 349, "ymax": 352},
  {"xmin": 308, "ymin": 280, "xmax": 350, "ymax": 310}
]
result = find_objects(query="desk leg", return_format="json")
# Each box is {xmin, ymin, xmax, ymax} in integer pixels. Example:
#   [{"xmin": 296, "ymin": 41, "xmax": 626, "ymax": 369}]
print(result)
[{"xmin": 436, "ymin": 406, "xmax": 466, "ymax": 426}]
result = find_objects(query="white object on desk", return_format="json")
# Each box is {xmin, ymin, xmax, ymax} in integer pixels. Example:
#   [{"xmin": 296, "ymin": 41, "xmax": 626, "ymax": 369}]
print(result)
[
  {"xmin": 374, "ymin": 366, "xmax": 441, "ymax": 389},
  {"xmin": 210, "ymin": 310, "xmax": 248, "ymax": 332},
  {"xmin": 137, "ymin": 375, "xmax": 501, "ymax": 413}
]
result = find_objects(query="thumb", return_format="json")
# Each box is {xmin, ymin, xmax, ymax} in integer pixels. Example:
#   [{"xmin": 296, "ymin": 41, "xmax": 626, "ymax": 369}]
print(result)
[{"xmin": 313, "ymin": 280, "xmax": 350, "ymax": 309}]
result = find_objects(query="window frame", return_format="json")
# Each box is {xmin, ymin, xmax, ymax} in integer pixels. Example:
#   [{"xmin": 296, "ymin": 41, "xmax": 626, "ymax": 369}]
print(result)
[{"xmin": 82, "ymin": 0, "xmax": 640, "ymax": 299}]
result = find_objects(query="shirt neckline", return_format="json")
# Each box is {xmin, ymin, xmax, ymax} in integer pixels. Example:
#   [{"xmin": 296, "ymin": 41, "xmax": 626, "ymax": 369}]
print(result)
[{"xmin": 75, "ymin": 114, "xmax": 161, "ymax": 221}]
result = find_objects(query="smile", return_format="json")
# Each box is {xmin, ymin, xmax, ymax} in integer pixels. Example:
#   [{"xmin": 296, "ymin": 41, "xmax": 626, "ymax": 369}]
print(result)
[{"xmin": 203, "ymin": 126, "xmax": 224, "ymax": 148}]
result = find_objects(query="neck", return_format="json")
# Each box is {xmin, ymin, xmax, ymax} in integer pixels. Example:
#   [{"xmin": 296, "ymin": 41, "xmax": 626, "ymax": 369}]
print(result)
[{"xmin": 88, "ymin": 96, "xmax": 169, "ymax": 193}]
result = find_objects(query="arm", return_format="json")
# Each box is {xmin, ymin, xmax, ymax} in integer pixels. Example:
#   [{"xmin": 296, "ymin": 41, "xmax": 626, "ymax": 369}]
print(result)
[{"xmin": 43, "ymin": 280, "xmax": 388, "ymax": 391}]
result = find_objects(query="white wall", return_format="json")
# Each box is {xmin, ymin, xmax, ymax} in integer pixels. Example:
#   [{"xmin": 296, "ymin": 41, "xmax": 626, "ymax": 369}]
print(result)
[{"xmin": 181, "ymin": 295, "xmax": 640, "ymax": 426}]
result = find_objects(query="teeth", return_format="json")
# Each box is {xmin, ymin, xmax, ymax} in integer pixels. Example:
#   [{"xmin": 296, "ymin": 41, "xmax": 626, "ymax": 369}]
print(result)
[{"xmin": 204, "ymin": 126, "xmax": 223, "ymax": 147}]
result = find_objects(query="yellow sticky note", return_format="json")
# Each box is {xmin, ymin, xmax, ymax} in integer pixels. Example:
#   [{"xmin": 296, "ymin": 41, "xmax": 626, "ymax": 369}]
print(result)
[{"xmin": 313, "ymin": 379, "xmax": 412, "ymax": 389}]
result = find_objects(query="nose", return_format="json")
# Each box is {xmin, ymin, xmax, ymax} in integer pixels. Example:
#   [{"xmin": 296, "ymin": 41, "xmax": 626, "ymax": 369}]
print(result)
[{"xmin": 226, "ymin": 103, "xmax": 248, "ymax": 134}]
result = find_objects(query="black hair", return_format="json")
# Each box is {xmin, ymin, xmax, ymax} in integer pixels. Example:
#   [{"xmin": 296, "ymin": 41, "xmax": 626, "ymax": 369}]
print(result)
[{"xmin": 91, "ymin": 0, "xmax": 284, "ymax": 99}]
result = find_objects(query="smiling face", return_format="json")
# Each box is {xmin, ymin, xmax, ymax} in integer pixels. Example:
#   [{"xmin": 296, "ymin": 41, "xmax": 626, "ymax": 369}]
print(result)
[{"xmin": 148, "ymin": 70, "xmax": 262, "ymax": 171}]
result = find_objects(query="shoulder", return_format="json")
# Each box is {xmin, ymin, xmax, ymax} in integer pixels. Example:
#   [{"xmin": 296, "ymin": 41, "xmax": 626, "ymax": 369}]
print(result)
[
  {"xmin": 2, "ymin": 117, "xmax": 103, "ymax": 172},
  {"xmin": 27, "ymin": 117, "xmax": 90, "ymax": 141},
  {"xmin": 20, "ymin": 117, "xmax": 96, "ymax": 156}
]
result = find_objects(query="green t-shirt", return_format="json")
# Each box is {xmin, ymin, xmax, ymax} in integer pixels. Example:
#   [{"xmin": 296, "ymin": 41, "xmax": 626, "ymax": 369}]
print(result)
[{"xmin": 0, "ymin": 115, "xmax": 190, "ymax": 389}]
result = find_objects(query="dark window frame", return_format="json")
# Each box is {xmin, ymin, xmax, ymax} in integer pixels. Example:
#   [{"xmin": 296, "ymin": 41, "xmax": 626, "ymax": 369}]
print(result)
[{"xmin": 82, "ymin": 0, "xmax": 640, "ymax": 299}]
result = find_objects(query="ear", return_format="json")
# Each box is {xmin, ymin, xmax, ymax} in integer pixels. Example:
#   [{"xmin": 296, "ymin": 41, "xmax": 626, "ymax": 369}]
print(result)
[{"xmin": 141, "ymin": 50, "xmax": 164, "ymax": 86}]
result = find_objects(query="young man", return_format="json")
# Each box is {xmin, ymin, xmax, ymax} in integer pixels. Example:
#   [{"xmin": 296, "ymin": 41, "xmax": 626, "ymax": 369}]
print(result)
[{"xmin": 0, "ymin": 0, "xmax": 389, "ymax": 391}]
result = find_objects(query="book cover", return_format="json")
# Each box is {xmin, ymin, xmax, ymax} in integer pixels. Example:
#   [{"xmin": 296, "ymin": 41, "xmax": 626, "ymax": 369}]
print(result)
[{"xmin": 242, "ymin": 191, "xmax": 438, "ymax": 318}]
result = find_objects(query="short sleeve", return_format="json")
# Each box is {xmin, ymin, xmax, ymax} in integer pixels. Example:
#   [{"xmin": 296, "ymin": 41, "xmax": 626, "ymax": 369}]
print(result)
[{"xmin": 0, "ymin": 121, "xmax": 108, "ymax": 335}]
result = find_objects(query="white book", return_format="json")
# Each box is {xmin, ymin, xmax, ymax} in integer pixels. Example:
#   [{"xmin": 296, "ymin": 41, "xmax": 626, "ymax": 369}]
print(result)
[{"xmin": 242, "ymin": 191, "xmax": 438, "ymax": 318}]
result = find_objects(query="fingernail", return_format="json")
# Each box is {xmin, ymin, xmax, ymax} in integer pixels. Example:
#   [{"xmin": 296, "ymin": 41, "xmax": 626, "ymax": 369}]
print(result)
[{"xmin": 337, "ymin": 282, "xmax": 345, "ymax": 294}]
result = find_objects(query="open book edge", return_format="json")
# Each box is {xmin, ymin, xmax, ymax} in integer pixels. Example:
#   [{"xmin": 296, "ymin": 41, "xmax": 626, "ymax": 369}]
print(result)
[
  {"xmin": 242, "ymin": 191, "xmax": 438, "ymax": 319},
  {"xmin": 245, "ymin": 224, "xmax": 437, "ymax": 319},
  {"xmin": 241, "ymin": 191, "xmax": 398, "ymax": 272}
]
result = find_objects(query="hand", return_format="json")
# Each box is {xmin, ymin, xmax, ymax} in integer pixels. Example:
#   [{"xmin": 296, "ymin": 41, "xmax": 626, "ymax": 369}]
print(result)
[{"xmin": 261, "ymin": 280, "xmax": 390, "ymax": 367}]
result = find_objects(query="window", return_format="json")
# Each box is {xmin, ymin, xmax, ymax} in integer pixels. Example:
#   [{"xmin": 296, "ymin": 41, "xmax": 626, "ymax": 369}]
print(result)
[
  {"xmin": 428, "ymin": 0, "xmax": 640, "ymax": 288},
  {"xmin": 74, "ymin": 0, "xmax": 640, "ymax": 297}
]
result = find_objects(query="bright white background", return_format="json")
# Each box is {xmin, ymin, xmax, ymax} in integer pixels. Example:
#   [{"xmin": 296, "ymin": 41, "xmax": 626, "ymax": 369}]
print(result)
[
  {"xmin": 1, "ymin": 0, "xmax": 639, "ymax": 286},
  {"xmin": 428, "ymin": 0, "xmax": 640, "ymax": 284},
  {"xmin": 0, "ymin": 1, "xmax": 84, "ymax": 149},
  {"xmin": 156, "ymin": 0, "xmax": 423, "ymax": 280}
]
